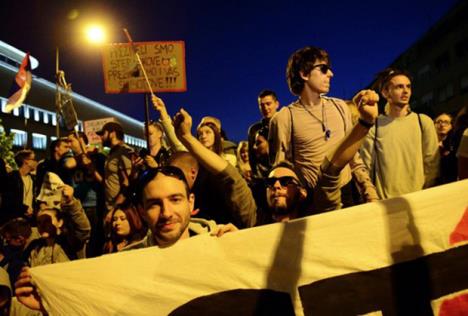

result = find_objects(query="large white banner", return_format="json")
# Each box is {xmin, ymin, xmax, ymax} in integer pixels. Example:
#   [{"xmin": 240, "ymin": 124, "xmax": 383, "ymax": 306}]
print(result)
[{"xmin": 30, "ymin": 180, "xmax": 468, "ymax": 315}]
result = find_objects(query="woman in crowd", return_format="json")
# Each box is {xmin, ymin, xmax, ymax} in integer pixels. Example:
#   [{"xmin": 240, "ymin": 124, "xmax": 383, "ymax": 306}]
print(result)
[
  {"xmin": 141, "ymin": 121, "xmax": 171, "ymax": 168},
  {"xmin": 434, "ymin": 113, "xmax": 457, "ymax": 184},
  {"xmin": 252, "ymin": 127, "xmax": 271, "ymax": 179},
  {"xmin": 236, "ymin": 141, "xmax": 252, "ymax": 182},
  {"xmin": 103, "ymin": 201, "xmax": 146, "ymax": 253},
  {"xmin": 196, "ymin": 122, "xmax": 237, "ymax": 166}
]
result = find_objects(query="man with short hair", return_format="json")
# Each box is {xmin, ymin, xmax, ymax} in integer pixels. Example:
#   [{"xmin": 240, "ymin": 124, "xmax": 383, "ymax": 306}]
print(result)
[
  {"xmin": 130, "ymin": 165, "xmax": 236, "ymax": 249},
  {"xmin": 247, "ymin": 90, "xmax": 279, "ymax": 178},
  {"xmin": 67, "ymin": 131, "xmax": 107, "ymax": 257},
  {"xmin": 96, "ymin": 122, "xmax": 134, "ymax": 213},
  {"xmin": 1, "ymin": 150, "xmax": 37, "ymax": 224},
  {"xmin": 35, "ymin": 138, "xmax": 74, "ymax": 195},
  {"xmin": 269, "ymin": 46, "xmax": 377, "ymax": 208},
  {"xmin": 360, "ymin": 68, "xmax": 439, "ymax": 199}
]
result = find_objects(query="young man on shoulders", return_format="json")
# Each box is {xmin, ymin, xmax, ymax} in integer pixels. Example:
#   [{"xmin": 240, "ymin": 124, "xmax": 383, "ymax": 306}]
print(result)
[{"xmin": 269, "ymin": 46, "xmax": 378, "ymax": 209}]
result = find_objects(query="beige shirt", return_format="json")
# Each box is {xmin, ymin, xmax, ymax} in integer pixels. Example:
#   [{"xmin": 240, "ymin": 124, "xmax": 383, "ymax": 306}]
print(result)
[
  {"xmin": 269, "ymin": 96, "xmax": 365, "ymax": 190},
  {"xmin": 360, "ymin": 112, "xmax": 440, "ymax": 199}
]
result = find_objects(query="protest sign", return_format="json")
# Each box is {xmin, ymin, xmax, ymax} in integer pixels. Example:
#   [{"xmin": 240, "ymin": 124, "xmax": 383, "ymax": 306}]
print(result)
[
  {"xmin": 31, "ymin": 180, "xmax": 468, "ymax": 315},
  {"xmin": 102, "ymin": 41, "xmax": 187, "ymax": 94},
  {"xmin": 83, "ymin": 117, "xmax": 116, "ymax": 145}
]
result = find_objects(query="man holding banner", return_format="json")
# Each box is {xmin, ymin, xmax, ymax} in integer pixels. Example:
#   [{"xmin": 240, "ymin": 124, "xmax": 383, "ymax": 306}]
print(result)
[{"xmin": 15, "ymin": 87, "xmax": 380, "ymax": 311}]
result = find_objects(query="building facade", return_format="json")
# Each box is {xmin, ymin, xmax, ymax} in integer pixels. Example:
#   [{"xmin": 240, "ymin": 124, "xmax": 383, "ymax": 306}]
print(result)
[
  {"xmin": 383, "ymin": 0, "xmax": 468, "ymax": 118},
  {"xmin": 0, "ymin": 41, "xmax": 146, "ymax": 157}
]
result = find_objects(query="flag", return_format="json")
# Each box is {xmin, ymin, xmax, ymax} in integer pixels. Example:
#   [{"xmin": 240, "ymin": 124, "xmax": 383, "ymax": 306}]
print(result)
[{"xmin": 5, "ymin": 52, "xmax": 32, "ymax": 113}]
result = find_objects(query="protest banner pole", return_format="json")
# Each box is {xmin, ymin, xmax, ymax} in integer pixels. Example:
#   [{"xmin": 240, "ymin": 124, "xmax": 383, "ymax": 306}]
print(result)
[
  {"xmin": 123, "ymin": 28, "xmax": 154, "ymax": 149},
  {"xmin": 122, "ymin": 28, "xmax": 156, "ymax": 98},
  {"xmin": 55, "ymin": 47, "xmax": 61, "ymax": 137},
  {"xmin": 144, "ymin": 93, "xmax": 150, "ymax": 150}
]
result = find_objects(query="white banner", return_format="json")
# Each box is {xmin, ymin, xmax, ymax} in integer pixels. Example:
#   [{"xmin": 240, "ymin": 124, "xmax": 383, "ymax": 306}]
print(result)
[{"xmin": 30, "ymin": 180, "xmax": 468, "ymax": 315}]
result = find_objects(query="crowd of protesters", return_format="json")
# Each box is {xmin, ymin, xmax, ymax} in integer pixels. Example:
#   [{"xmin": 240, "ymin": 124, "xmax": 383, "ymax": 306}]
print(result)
[{"xmin": 0, "ymin": 45, "xmax": 466, "ymax": 314}]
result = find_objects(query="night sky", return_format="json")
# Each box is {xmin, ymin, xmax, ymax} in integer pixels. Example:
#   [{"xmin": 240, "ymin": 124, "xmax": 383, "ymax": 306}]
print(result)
[{"xmin": 0, "ymin": 0, "xmax": 459, "ymax": 142}]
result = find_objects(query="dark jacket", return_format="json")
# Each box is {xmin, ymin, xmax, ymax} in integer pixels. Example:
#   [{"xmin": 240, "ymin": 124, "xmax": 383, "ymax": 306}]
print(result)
[{"xmin": 0, "ymin": 171, "xmax": 35, "ymax": 225}]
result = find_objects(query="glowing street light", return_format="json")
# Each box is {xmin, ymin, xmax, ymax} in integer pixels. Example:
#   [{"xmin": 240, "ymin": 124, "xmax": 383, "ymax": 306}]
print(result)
[{"xmin": 85, "ymin": 25, "xmax": 107, "ymax": 44}]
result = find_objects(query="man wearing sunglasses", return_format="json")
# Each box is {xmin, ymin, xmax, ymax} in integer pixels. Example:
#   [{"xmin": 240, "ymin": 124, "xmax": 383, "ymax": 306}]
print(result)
[
  {"xmin": 269, "ymin": 46, "xmax": 378, "ymax": 209},
  {"xmin": 265, "ymin": 89, "xmax": 380, "ymax": 222}
]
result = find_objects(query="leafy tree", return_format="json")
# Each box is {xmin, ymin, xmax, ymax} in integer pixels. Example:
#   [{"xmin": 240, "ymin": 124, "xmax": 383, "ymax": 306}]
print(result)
[{"xmin": 0, "ymin": 119, "xmax": 17, "ymax": 170}]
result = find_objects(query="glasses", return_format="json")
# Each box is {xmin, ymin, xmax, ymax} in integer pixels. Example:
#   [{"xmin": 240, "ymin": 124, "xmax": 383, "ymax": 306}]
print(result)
[
  {"xmin": 312, "ymin": 64, "xmax": 332, "ymax": 74},
  {"xmin": 139, "ymin": 166, "xmax": 188, "ymax": 187},
  {"xmin": 435, "ymin": 120, "xmax": 451, "ymax": 126},
  {"xmin": 265, "ymin": 176, "xmax": 300, "ymax": 188}
]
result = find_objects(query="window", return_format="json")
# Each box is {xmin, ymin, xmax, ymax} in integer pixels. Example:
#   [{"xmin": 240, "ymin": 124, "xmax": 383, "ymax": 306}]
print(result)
[
  {"xmin": 434, "ymin": 52, "xmax": 450, "ymax": 73},
  {"xmin": 43, "ymin": 113, "xmax": 49, "ymax": 124},
  {"xmin": 32, "ymin": 133, "xmax": 47, "ymax": 150},
  {"xmin": 24, "ymin": 106, "xmax": 30, "ymax": 119},
  {"xmin": 34, "ymin": 109, "xmax": 40, "ymax": 121},
  {"xmin": 13, "ymin": 107, "xmax": 19, "ymax": 116},
  {"xmin": 461, "ymin": 74, "xmax": 468, "ymax": 94},
  {"xmin": 50, "ymin": 136, "xmax": 57, "ymax": 142},
  {"xmin": 438, "ymin": 83, "xmax": 454, "ymax": 102},
  {"xmin": 1, "ymin": 98, "xmax": 6, "ymax": 113},
  {"xmin": 52, "ymin": 113, "xmax": 57, "ymax": 126},
  {"xmin": 417, "ymin": 65, "xmax": 431, "ymax": 80},
  {"xmin": 420, "ymin": 91, "xmax": 434, "ymax": 108},
  {"xmin": 455, "ymin": 38, "xmax": 468, "ymax": 59},
  {"xmin": 10, "ymin": 129, "xmax": 28, "ymax": 147}
]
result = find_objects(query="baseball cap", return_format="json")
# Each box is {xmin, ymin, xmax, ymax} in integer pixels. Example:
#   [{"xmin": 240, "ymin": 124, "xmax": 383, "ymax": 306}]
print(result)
[{"xmin": 96, "ymin": 121, "xmax": 123, "ymax": 136}]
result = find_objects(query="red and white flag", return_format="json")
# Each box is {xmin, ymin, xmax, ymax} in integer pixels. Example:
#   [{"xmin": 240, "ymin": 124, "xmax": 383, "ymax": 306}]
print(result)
[{"xmin": 5, "ymin": 52, "xmax": 32, "ymax": 113}]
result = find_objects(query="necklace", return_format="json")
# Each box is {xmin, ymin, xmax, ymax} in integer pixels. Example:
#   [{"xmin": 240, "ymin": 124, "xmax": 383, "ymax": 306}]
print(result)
[{"xmin": 298, "ymin": 99, "xmax": 331, "ymax": 141}]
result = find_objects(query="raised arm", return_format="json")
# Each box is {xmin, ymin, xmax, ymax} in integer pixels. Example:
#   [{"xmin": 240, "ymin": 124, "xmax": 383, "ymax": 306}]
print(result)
[
  {"xmin": 173, "ymin": 108, "xmax": 228, "ymax": 174},
  {"xmin": 61, "ymin": 185, "xmax": 91, "ymax": 250},
  {"xmin": 173, "ymin": 109, "xmax": 257, "ymax": 227},
  {"xmin": 327, "ymin": 90, "xmax": 379, "ymax": 175},
  {"xmin": 152, "ymin": 96, "xmax": 187, "ymax": 152}
]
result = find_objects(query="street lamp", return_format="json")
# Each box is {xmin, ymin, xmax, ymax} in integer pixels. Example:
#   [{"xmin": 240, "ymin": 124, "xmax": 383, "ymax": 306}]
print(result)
[{"xmin": 85, "ymin": 24, "xmax": 107, "ymax": 44}]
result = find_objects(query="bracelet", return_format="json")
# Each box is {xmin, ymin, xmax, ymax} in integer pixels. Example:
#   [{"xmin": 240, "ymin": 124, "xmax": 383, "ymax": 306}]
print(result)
[{"xmin": 358, "ymin": 118, "xmax": 375, "ymax": 128}]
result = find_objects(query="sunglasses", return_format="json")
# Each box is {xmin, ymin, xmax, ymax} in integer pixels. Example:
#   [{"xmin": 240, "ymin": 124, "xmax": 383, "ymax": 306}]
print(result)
[
  {"xmin": 139, "ymin": 166, "xmax": 187, "ymax": 187},
  {"xmin": 312, "ymin": 64, "xmax": 332, "ymax": 74},
  {"xmin": 265, "ymin": 176, "xmax": 300, "ymax": 188}
]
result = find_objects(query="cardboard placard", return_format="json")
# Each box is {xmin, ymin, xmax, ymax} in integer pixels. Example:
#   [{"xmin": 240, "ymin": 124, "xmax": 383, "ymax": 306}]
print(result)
[
  {"xmin": 102, "ymin": 41, "xmax": 187, "ymax": 94},
  {"xmin": 83, "ymin": 117, "xmax": 116, "ymax": 145}
]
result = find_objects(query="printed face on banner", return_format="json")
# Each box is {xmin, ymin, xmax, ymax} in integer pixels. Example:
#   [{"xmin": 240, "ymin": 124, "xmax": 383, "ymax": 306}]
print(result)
[
  {"xmin": 142, "ymin": 173, "xmax": 194, "ymax": 247},
  {"xmin": 102, "ymin": 41, "xmax": 187, "ymax": 94}
]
